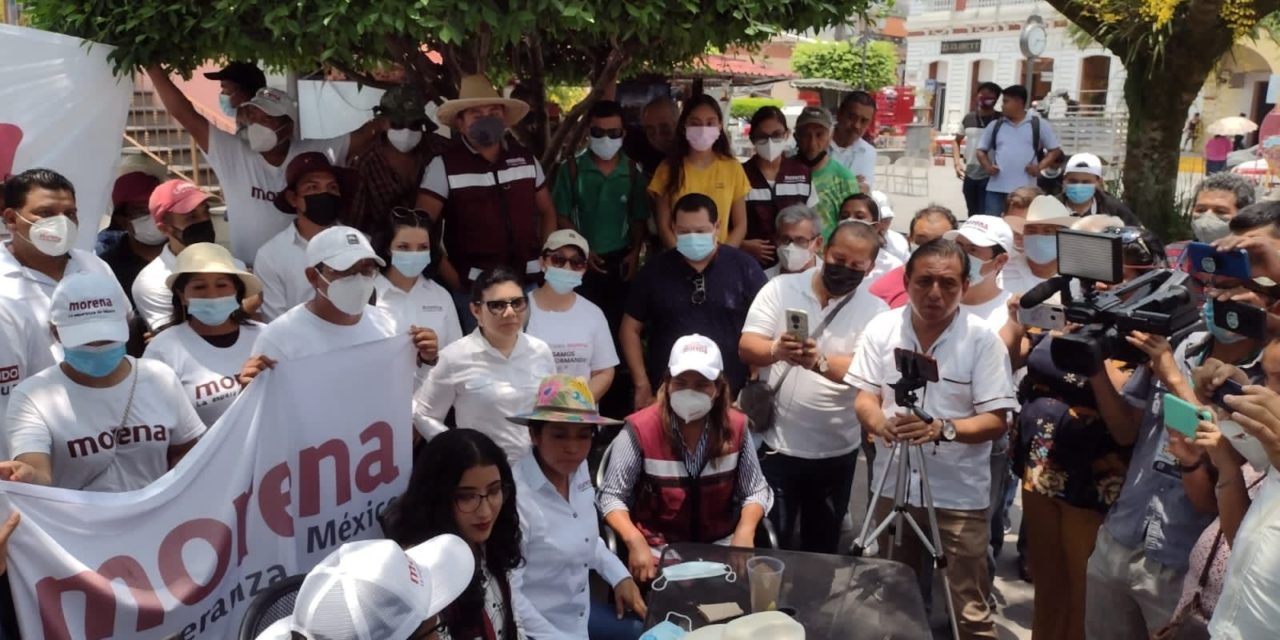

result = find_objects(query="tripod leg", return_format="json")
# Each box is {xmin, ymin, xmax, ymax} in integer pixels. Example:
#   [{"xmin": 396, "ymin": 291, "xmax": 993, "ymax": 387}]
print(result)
[
  {"xmin": 852, "ymin": 441, "xmax": 898, "ymax": 557},
  {"xmin": 913, "ymin": 444, "xmax": 962, "ymax": 640}
]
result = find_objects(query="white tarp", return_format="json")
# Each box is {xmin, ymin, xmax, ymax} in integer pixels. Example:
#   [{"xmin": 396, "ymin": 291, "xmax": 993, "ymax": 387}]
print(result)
[
  {"xmin": 0, "ymin": 25, "xmax": 132, "ymax": 249},
  {"xmin": 0, "ymin": 337, "xmax": 416, "ymax": 639}
]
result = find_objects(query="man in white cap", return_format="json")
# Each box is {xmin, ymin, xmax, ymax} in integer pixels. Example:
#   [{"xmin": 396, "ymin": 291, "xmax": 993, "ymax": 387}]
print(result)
[
  {"xmin": 239, "ymin": 226, "xmax": 439, "ymax": 383},
  {"xmin": 0, "ymin": 272, "xmax": 205, "ymax": 491},
  {"xmin": 255, "ymin": 534, "xmax": 473, "ymax": 640},
  {"xmin": 946, "ymin": 216, "xmax": 1015, "ymax": 329},
  {"xmin": 414, "ymin": 75, "xmax": 559, "ymax": 308},
  {"xmin": 1002, "ymin": 195, "xmax": 1077, "ymax": 296},
  {"xmin": 0, "ymin": 169, "xmax": 122, "ymax": 423},
  {"xmin": 1057, "ymin": 152, "xmax": 1140, "ymax": 225},
  {"xmin": 144, "ymin": 66, "xmax": 387, "ymax": 265}
]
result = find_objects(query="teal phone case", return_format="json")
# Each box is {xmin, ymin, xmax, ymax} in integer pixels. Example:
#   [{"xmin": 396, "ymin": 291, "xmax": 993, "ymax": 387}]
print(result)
[{"xmin": 1163, "ymin": 393, "xmax": 1210, "ymax": 438}]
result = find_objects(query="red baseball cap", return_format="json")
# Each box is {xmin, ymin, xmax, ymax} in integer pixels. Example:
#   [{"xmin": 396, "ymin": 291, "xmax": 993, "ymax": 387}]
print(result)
[
  {"xmin": 273, "ymin": 152, "xmax": 352, "ymax": 214},
  {"xmin": 149, "ymin": 179, "xmax": 211, "ymax": 224},
  {"xmin": 112, "ymin": 172, "xmax": 161, "ymax": 208}
]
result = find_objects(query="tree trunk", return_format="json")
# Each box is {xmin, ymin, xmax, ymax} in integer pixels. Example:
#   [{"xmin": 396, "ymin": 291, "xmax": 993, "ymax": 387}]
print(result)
[{"xmin": 1119, "ymin": 52, "xmax": 1208, "ymax": 238}]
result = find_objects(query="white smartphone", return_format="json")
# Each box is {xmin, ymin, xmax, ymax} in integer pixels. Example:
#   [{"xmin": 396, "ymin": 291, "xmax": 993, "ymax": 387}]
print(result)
[
  {"xmin": 785, "ymin": 308, "xmax": 810, "ymax": 343},
  {"xmin": 1018, "ymin": 303, "xmax": 1066, "ymax": 331}
]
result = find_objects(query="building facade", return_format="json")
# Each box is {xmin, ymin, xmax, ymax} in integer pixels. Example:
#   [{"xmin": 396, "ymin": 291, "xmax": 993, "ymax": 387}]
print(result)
[{"xmin": 904, "ymin": 0, "xmax": 1126, "ymax": 133}]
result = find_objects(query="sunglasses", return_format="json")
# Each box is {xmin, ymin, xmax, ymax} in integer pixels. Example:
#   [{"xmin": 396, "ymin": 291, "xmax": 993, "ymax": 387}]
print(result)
[
  {"xmin": 391, "ymin": 207, "xmax": 432, "ymax": 226},
  {"xmin": 482, "ymin": 296, "xmax": 528, "ymax": 314},
  {"xmin": 691, "ymin": 273, "xmax": 707, "ymax": 305},
  {"xmin": 545, "ymin": 253, "xmax": 588, "ymax": 270},
  {"xmin": 590, "ymin": 127, "xmax": 624, "ymax": 139}
]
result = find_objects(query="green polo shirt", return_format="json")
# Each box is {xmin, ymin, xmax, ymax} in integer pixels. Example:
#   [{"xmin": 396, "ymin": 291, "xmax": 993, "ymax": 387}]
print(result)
[
  {"xmin": 552, "ymin": 151, "xmax": 650, "ymax": 255},
  {"xmin": 809, "ymin": 158, "xmax": 860, "ymax": 238}
]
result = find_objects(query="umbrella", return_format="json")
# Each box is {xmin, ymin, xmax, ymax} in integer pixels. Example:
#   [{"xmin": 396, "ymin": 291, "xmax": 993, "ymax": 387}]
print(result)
[{"xmin": 1208, "ymin": 116, "xmax": 1258, "ymax": 136}]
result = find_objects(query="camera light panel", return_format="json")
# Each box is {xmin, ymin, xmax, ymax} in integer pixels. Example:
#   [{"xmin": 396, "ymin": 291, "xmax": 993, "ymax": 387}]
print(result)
[{"xmin": 1057, "ymin": 229, "xmax": 1123, "ymax": 284}]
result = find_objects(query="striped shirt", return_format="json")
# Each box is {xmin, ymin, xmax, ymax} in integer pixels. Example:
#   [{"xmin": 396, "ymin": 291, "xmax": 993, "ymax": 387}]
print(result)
[{"xmin": 597, "ymin": 417, "xmax": 773, "ymax": 517}]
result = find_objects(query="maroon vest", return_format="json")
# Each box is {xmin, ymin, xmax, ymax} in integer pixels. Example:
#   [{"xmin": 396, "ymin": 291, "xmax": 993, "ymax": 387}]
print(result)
[
  {"xmin": 742, "ymin": 157, "xmax": 813, "ymax": 242},
  {"xmin": 438, "ymin": 140, "xmax": 543, "ymax": 284},
  {"xmin": 627, "ymin": 404, "xmax": 748, "ymax": 547}
]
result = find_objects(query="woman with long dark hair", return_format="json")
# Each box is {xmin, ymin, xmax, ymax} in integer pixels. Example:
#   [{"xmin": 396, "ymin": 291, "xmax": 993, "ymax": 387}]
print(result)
[
  {"xmin": 382, "ymin": 429, "xmax": 526, "ymax": 639},
  {"xmin": 739, "ymin": 105, "xmax": 816, "ymax": 268},
  {"xmin": 598, "ymin": 334, "xmax": 772, "ymax": 582},
  {"xmin": 143, "ymin": 242, "xmax": 263, "ymax": 424},
  {"xmin": 647, "ymin": 94, "xmax": 750, "ymax": 249}
]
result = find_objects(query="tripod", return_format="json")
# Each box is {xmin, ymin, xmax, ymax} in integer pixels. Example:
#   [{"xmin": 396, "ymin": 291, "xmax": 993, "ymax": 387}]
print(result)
[{"xmin": 850, "ymin": 375, "xmax": 961, "ymax": 640}]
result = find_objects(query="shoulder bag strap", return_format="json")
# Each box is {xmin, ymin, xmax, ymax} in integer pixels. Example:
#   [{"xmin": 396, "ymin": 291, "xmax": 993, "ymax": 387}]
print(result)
[{"xmin": 768, "ymin": 291, "xmax": 858, "ymax": 393}]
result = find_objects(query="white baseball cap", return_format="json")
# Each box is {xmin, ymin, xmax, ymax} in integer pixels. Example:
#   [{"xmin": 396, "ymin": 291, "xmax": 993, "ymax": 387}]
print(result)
[
  {"xmin": 543, "ymin": 229, "xmax": 590, "ymax": 256},
  {"xmin": 944, "ymin": 216, "xmax": 1015, "ymax": 254},
  {"xmin": 256, "ymin": 535, "xmax": 474, "ymax": 640},
  {"xmin": 50, "ymin": 273, "xmax": 130, "ymax": 348},
  {"xmin": 244, "ymin": 87, "xmax": 298, "ymax": 121},
  {"xmin": 306, "ymin": 226, "xmax": 386, "ymax": 270},
  {"xmin": 1006, "ymin": 195, "xmax": 1077, "ymax": 233},
  {"xmin": 668, "ymin": 334, "xmax": 724, "ymax": 381},
  {"xmin": 1064, "ymin": 152, "xmax": 1103, "ymax": 178},
  {"xmin": 871, "ymin": 190, "xmax": 895, "ymax": 219}
]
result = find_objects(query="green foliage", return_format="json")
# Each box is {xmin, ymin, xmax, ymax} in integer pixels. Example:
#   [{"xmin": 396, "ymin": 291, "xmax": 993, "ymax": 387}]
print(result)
[
  {"xmin": 791, "ymin": 40, "xmax": 898, "ymax": 91},
  {"xmin": 25, "ymin": 0, "xmax": 868, "ymax": 81},
  {"xmin": 729, "ymin": 97, "xmax": 784, "ymax": 120}
]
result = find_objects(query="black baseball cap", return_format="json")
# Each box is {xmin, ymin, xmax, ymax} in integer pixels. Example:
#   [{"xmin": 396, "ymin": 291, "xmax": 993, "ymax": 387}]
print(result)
[{"xmin": 204, "ymin": 62, "xmax": 267, "ymax": 94}]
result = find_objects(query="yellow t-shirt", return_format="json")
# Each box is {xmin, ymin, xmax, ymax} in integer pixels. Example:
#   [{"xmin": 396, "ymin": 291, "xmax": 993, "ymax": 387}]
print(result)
[{"xmin": 647, "ymin": 156, "xmax": 750, "ymax": 242}]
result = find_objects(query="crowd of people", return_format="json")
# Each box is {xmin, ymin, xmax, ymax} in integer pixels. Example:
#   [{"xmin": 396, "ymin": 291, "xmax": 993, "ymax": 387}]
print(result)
[{"xmin": 0, "ymin": 65, "xmax": 1277, "ymax": 640}]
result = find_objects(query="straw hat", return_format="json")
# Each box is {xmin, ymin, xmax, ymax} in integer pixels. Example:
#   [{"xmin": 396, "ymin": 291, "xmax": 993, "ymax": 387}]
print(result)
[
  {"xmin": 506, "ymin": 374, "xmax": 623, "ymax": 426},
  {"xmin": 436, "ymin": 75, "xmax": 530, "ymax": 127},
  {"xmin": 1006, "ymin": 195, "xmax": 1077, "ymax": 234},
  {"xmin": 165, "ymin": 242, "xmax": 263, "ymax": 298}
]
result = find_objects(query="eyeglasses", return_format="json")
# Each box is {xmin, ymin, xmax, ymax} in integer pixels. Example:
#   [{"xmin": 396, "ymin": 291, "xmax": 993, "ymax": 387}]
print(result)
[
  {"xmin": 483, "ymin": 296, "xmax": 528, "ymax": 314},
  {"xmin": 691, "ymin": 273, "xmax": 707, "ymax": 305},
  {"xmin": 545, "ymin": 253, "xmax": 588, "ymax": 270},
  {"xmin": 454, "ymin": 483, "xmax": 508, "ymax": 513},
  {"xmin": 590, "ymin": 127, "xmax": 625, "ymax": 139},
  {"xmin": 750, "ymin": 132, "xmax": 789, "ymax": 144},
  {"xmin": 779, "ymin": 235, "xmax": 819, "ymax": 249}
]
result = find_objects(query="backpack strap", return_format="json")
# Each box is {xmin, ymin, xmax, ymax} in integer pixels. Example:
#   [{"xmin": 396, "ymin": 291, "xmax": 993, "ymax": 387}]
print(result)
[{"xmin": 1032, "ymin": 116, "xmax": 1043, "ymax": 162}]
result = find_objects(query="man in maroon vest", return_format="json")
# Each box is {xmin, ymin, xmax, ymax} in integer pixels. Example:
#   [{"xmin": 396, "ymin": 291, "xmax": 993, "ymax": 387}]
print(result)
[{"xmin": 415, "ymin": 75, "xmax": 559, "ymax": 330}]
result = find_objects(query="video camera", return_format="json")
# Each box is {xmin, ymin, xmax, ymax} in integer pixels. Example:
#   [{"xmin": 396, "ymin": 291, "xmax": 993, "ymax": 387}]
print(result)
[{"xmin": 1019, "ymin": 228, "xmax": 1202, "ymax": 376}]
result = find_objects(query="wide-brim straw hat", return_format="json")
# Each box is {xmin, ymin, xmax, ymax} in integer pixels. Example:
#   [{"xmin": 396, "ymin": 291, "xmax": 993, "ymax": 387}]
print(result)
[
  {"xmin": 506, "ymin": 374, "xmax": 623, "ymax": 426},
  {"xmin": 164, "ymin": 242, "xmax": 263, "ymax": 299},
  {"xmin": 436, "ymin": 75, "xmax": 530, "ymax": 127}
]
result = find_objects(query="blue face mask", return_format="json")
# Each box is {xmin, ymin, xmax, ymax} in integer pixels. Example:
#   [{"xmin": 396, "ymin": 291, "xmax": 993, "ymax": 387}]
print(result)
[
  {"xmin": 1064, "ymin": 183, "xmax": 1096, "ymax": 205},
  {"xmin": 650, "ymin": 561, "xmax": 737, "ymax": 591},
  {"xmin": 675, "ymin": 233, "xmax": 717, "ymax": 262},
  {"xmin": 188, "ymin": 295, "xmax": 240, "ymax": 326},
  {"xmin": 1023, "ymin": 235, "xmax": 1058, "ymax": 265},
  {"xmin": 543, "ymin": 266, "xmax": 583, "ymax": 294},
  {"xmin": 63, "ymin": 342, "xmax": 127, "ymax": 378},
  {"xmin": 219, "ymin": 94, "xmax": 237, "ymax": 118},
  {"xmin": 1203, "ymin": 301, "xmax": 1248, "ymax": 344},
  {"xmin": 640, "ymin": 613, "xmax": 692, "ymax": 640},
  {"xmin": 967, "ymin": 254, "xmax": 989, "ymax": 287},
  {"xmin": 391, "ymin": 250, "xmax": 431, "ymax": 278}
]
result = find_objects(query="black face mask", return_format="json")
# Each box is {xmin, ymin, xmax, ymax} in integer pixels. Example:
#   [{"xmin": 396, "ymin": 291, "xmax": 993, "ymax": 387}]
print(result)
[
  {"xmin": 799, "ymin": 150, "xmax": 828, "ymax": 168},
  {"xmin": 176, "ymin": 219, "xmax": 216, "ymax": 246},
  {"xmin": 302, "ymin": 193, "xmax": 343, "ymax": 226},
  {"xmin": 821, "ymin": 262, "xmax": 865, "ymax": 297}
]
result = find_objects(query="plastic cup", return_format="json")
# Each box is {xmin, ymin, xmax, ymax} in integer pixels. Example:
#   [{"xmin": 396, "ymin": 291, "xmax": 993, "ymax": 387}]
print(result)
[{"xmin": 746, "ymin": 556, "xmax": 786, "ymax": 613}]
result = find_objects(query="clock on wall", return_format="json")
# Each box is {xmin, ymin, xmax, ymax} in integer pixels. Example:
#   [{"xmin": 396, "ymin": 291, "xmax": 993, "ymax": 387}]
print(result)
[{"xmin": 1020, "ymin": 20, "xmax": 1047, "ymax": 58}]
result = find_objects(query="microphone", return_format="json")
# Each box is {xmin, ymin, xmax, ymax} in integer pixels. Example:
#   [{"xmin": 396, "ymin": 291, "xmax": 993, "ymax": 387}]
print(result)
[{"xmin": 1020, "ymin": 275, "xmax": 1068, "ymax": 309}]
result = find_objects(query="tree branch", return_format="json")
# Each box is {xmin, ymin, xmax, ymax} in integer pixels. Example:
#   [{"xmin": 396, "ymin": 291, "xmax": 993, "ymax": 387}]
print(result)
[
  {"xmin": 541, "ymin": 44, "xmax": 629, "ymax": 169},
  {"xmin": 329, "ymin": 61, "xmax": 399, "ymax": 90}
]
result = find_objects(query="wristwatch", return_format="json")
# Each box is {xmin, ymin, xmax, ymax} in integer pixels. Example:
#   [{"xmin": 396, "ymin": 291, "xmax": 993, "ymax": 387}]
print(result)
[{"xmin": 937, "ymin": 419, "xmax": 957, "ymax": 442}]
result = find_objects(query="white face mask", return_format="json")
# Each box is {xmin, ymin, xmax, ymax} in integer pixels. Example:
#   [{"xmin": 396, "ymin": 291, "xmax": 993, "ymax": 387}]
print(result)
[
  {"xmin": 247, "ymin": 123, "xmax": 282, "ymax": 153},
  {"xmin": 589, "ymin": 135, "xmax": 624, "ymax": 160},
  {"xmin": 387, "ymin": 128, "xmax": 423, "ymax": 153},
  {"xmin": 754, "ymin": 138, "xmax": 787, "ymax": 162},
  {"xmin": 669, "ymin": 389, "xmax": 714, "ymax": 422},
  {"xmin": 319, "ymin": 273, "xmax": 375, "ymax": 315},
  {"xmin": 777, "ymin": 243, "xmax": 812, "ymax": 272},
  {"xmin": 19, "ymin": 213, "xmax": 77, "ymax": 257},
  {"xmin": 130, "ymin": 215, "xmax": 168, "ymax": 246}
]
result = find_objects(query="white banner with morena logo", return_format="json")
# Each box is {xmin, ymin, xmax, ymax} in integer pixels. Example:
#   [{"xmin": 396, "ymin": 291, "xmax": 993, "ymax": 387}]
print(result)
[{"xmin": 0, "ymin": 337, "xmax": 416, "ymax": 639}]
